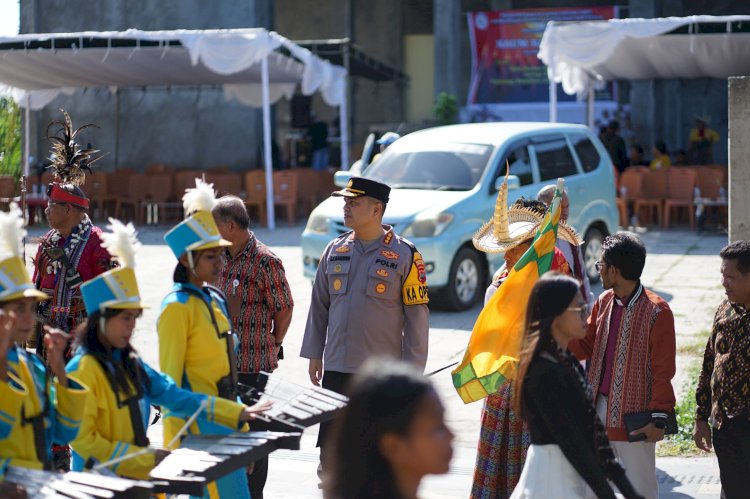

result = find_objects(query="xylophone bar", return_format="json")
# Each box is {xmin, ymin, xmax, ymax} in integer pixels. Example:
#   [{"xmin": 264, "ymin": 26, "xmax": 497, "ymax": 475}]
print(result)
[
  {"xmin": 149, "ymin": 431, "xmax": 301, "ymax": 496},
  {"xmin": 5, "ymin": 466, "xmax": 153, "ymax": 499},
  {"xmin": 239, "ymin": 372, "xmax": 349, "ymax": 431}
]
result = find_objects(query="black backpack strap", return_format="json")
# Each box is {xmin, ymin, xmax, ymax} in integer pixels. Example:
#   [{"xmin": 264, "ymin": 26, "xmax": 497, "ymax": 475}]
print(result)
[{"xmin": 170, "ymin": 286, "xmax": 238, "ymax": 397}]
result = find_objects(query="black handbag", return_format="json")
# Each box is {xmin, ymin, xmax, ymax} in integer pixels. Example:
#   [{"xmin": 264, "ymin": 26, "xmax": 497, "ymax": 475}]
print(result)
[{"xmin": 623, "ymin": 411, "xmax": 678, "ymax": 442}]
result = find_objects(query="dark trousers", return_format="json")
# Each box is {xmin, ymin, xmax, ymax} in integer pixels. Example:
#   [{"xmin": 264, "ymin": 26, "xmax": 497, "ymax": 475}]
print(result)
[
  {"xmin": 238, "ymin": 372, "xmax": 270, "ymax": 499},
  {"xmin": 316, "ymin": 371, "xmax": 353, "ymax": 467},
  {"xmin": 713, "ymin": 416, "xmax": 750, "ymax": 499}
]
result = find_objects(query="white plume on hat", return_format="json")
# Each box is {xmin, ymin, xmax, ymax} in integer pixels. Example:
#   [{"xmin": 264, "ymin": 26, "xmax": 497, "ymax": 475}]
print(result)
[
  {"xmin": 182, "ymin": 178, "xmax": 218, "ymax": 216},
  {"xmin": 0, "ymin": 203, "xmax": 26, "ymax": 261},
  {"xmin": 100, "ymin": 218, "xmax": 140, "ymax": 268}
]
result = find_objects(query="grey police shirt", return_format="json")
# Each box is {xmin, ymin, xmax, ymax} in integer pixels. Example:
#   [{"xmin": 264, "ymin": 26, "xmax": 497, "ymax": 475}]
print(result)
[{"xmin": 300, "ymin": 227, "xmax": 429, "ymax": 373}]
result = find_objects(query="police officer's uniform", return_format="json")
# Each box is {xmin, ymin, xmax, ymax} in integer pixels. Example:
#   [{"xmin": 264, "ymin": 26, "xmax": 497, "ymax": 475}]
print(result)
[{"xmin": 300, "ymin": 177, "xmax": 429, "ymax": 456}]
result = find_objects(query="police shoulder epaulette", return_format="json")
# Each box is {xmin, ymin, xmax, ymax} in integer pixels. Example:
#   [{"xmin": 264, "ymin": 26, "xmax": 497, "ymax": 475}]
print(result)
[
  {"xmin": 337, "ymin": 230, "xmax": 354, "ymax": 241},
  {"xmin": 398, "ymin": 235, "xmax": 418, "ymax": 258}
]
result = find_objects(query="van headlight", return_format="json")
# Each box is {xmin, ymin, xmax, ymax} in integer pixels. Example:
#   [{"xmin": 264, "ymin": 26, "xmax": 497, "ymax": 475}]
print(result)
[
  {"xmin": 402, "ymin": 212, "xmax": 454, "ymax": 238},
  {"xmin": 305, "ymin": 212, "xmax": 329, "ymax": 234}
]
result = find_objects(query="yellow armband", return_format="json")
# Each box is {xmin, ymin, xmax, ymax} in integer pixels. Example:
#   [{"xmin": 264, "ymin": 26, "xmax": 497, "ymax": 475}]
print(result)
[{"xmin": 402, "ymin": 251, "xmax": 429, "ymax": 305}]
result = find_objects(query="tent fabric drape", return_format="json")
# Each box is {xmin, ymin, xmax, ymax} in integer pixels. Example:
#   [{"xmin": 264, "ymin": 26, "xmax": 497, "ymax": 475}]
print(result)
[
  {"xmin": 0, "ymin": 28, "xmax": 346, "ymax": 110},
  {"xmin": 538, "ymin": 15, "xmax": 750, "ymax": 98}
]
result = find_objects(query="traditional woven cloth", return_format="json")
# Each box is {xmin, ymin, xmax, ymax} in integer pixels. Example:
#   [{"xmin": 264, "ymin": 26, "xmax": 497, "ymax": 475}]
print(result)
[{"xmin": 472, "ymin": 382, "xmax": 530, "ymax": 499}]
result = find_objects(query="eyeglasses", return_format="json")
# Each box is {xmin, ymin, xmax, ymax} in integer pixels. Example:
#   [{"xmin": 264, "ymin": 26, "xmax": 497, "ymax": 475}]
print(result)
[
  {"xmin": 567, "ymin": 306, "xmax": 589, "ymax": 320},
  {"xmin": 594, "ymin": 261, "xmax": 607, "ymax": 272}
]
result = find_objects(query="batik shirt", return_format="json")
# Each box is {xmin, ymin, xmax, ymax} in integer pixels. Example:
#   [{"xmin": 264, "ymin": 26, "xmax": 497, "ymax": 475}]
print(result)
[
  {"xmin": 696, "ymin": 300, "xmax": 750, "ymax": 429},
  {"xmin": 216, "ymin": 232, "xmax": 294, "ymax": 373}
]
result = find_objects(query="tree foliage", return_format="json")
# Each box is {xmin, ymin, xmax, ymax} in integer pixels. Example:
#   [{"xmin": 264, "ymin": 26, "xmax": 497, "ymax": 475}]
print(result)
[
  {"xmin": 0, "ymin": 98, "xmax": 22, "ymax": 179},
  {"xmin": 433, "ymin": 92, "xmax": 458, "ymax": 127}
]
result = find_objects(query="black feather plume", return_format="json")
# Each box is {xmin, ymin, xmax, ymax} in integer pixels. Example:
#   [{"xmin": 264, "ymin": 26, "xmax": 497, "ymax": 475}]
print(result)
[{"xmin": 45, "ymin": 110, "xmax": 102, "ymax": 186}]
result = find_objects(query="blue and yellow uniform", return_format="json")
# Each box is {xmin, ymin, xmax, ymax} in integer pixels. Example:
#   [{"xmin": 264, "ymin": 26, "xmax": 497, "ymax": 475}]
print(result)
[
  {"xmin": 158, "ymin": 283, "xmax": 247, "ymax": 498},
  {"xmin": 0, "ymin": 204, "xmax": 89, "ymax": 471},
  {"xmin": 161, "ymin": 183, "xmax": 248, "ymax": 499},
  {"xmin": 1, "ymin": 345, "xmax": 87, "ymax": 470},
  {"xmin": 0, "ymin": 373, "xmax": 27, "ymax": 441},
  {"xmin": 66, "ymin": 349, "xmax": 244, "ymax": 479}
]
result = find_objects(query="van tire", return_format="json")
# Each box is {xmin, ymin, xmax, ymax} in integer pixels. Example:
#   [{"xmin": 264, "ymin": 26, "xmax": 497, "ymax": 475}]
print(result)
[
  {"xmin": 442, "ymin": 247, "xmax": 483, "ymax": 311},
  {"xmin": 583, "ymin": 227, "xmax": 605, "ymax": 284}
]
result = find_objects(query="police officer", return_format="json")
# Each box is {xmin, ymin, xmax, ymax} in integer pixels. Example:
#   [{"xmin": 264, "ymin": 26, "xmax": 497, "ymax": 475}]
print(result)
[{"xmin": 300, "ymin": 177, "xmax": 429, "ymax": 475}]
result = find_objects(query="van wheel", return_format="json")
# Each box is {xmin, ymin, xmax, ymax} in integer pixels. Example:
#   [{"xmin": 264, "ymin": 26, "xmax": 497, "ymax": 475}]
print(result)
[
  {"xmin": 583, "ymin": 227, "xmax": 605, "ymax": 284},
  {"xmin": 444, "ymin": 248, "xmax": 483, "ymax": 311}
]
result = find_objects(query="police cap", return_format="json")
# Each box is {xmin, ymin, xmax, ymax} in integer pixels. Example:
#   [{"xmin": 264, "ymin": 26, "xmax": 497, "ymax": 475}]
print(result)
[{"xmin": 331, "ymin": 177, "xmax": 390, "ymax": 204}]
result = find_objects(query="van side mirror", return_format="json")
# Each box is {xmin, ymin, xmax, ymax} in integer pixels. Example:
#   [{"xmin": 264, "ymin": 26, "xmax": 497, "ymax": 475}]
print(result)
[
  {"xmin": 334, "ymin": 171, "xmax": 353, "ymax": 188},
  {"xmin": 494, "ymin": 175, "xmax": 521, "ymax": 191}
]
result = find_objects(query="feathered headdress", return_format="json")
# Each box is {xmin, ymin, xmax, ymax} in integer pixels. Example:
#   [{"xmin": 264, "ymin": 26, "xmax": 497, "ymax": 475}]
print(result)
[
  {"xmin": 182, "ymin": 178, "xmax": 218, "ymax": 216},
  {"xmin": 100, "ymin": 218, "xmax": 140, "ymax": 269},
  {"xmin": 0, "ymin": 203, "xmax": 25, "ymax": 261},
  {"xmin": 45, "ymin": 109, "xmax": 102, "ymax": 186}
]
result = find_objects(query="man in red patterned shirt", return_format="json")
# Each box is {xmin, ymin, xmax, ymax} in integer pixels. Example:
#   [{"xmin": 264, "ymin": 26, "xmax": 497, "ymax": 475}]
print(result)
[{"xmin": 213, "ymin": 195, "xmax": 294, "ymax": 499}]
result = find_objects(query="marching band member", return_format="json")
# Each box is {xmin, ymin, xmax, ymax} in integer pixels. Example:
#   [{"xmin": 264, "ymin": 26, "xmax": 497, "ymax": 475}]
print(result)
[
  {"xmin": 66, "ymin": 218, "xmax": 270, "ymax": 481},
  {"xmin": 0, "ymin": 205, "xmax": 88, "ymax": 471},
  {"xmin": 159, "ymin": 179, "xmax": 253, "ymax": 498}
]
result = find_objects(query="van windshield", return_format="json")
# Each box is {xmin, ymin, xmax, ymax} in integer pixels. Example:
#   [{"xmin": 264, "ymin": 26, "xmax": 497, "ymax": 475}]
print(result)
[{"xmin": 365, "ymin": 143, "xmax": 493, "ymax": 191}]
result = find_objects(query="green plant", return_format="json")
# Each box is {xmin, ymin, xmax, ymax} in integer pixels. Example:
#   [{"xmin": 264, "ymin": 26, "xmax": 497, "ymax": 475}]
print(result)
[
  {"xmin": 433, "ymin": 92, "xmax": 458, "ymax": 126},
  {"xmin": 657, "ymin": 362, "xmax": 706, "ymax": 457},
  {"xmin": 0, "ymin": 98, "xmax": 22, "ymax": 179}
]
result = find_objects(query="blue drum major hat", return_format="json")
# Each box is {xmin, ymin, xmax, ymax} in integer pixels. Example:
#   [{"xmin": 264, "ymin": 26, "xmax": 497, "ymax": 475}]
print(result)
[
  {"xmin": 0, "ymin": 204, "xmax": 48, "ymax": 302},
  {"xmin": 164, "ymin": 178, "xmax": 231, "ymax": 259},
  {"xmin": 80, "ymin": 219, "xmax": 149, "ymax": 315}
]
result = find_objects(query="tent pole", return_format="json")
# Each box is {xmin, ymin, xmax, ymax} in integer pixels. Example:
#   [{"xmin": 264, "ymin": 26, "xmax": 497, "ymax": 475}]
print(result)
[
  {"xmin": 587, "ymin": 87, "xmax": 594, "ymax": 129},
  {"xmin": 340, "ymin": 77, "xmax": 349, "ymax": 171},
  {"xmin": 114, "ymin": 87, "xmax": 120, "ymax": 169},
  {"xmin": 24, "ymin": 94, "xmax": 30, "ymax": 178},
  {"xmin": 261, "ymin": 55, "xmax": 276, "ymax": 230},
  {"xmin": 549, "ymin": 80, "xmax": 557, "ymax": 123}
]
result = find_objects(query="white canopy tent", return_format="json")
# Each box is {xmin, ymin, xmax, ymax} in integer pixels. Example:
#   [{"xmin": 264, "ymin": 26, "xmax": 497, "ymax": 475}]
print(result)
[
  {"xmin": 0, "ymin": 28, "xmax": 348, "ymax": 229},
  {"xmin": 537, "ymin": 15, "xmax": 750, "ymax": 124}
]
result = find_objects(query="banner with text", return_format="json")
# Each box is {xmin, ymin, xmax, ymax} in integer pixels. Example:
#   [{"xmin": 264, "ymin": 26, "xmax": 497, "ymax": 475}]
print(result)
[{"xmin": 467, "ymin": 7, "xmax": 617, "ymax": 105}]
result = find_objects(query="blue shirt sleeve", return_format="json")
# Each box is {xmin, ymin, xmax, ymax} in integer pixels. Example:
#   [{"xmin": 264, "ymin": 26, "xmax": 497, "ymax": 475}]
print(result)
[{"xmin": 142, "ymin": 361, "xmax": 211, "ymax": 420}]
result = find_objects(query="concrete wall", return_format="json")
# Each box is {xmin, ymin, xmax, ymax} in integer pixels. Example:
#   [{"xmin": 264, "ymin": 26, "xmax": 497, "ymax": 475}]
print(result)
[
  {"xmin": 728, "ymin": 77, "xmax": 750, "ymax": 242},
  {"xmin": 21, "ymin": 0, "xmax": 272, "ymax": 172},
  {"xmin": 275, "ymin": 0, "xmax": 406, "ymax": 153},
  {"xmin": 404, "ymin": 35, "xmax": 434, "ymax": 122}
]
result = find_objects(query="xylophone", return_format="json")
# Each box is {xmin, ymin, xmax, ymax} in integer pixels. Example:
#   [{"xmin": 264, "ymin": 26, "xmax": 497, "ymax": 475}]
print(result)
[
  {"xmin": 238, "ymin": 371, "xmax": 349, "ymax": 432},
  {"xmin": 149, "ymin": 430, "xmax": 301, "ymax": 496},
  {"xmin": 4, "ymin": 466, "xmax": 153, "ymax": 499}
]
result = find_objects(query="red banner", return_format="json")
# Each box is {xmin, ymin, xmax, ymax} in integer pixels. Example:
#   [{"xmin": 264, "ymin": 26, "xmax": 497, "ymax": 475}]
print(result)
[{"xmin": 467, "ymin": 7, "xmax": 617, "ymax": 104}]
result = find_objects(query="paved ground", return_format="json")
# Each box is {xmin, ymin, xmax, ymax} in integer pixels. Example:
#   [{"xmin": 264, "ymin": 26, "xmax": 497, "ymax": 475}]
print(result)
[{"xmin": 25, "ymin": 222, "xmax": 727, "ymax": 498}]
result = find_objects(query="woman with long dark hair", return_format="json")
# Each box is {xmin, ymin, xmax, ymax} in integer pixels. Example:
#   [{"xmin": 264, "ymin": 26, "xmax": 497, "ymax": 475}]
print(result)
[
  {"xmin": 511, "ymin": 273, "xmax": 641, "ymax": 498},
  {"xmin": 325, "ymin": 359, "xmax": 454, "ymax": 499},
  {"xmin": 471, "ymin": 191, "xmax": 576, "ymax": 499},
  {"xmin": 65, "ymin": 219, "xmax": 269, "ymax": 481}
]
